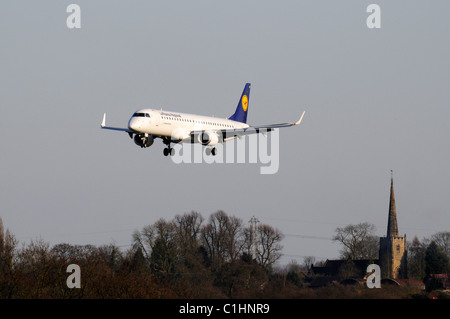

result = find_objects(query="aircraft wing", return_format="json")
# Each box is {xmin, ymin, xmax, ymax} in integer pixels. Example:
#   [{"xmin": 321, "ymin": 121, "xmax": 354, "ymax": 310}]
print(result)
[
  {"xmin": 100, "ymin": 113, "xmax": 134, "ymax": 133},
  {"xmin": 246, "ymin": 110, "xmax": 306, "ymax": 130},
  {"xmin": 191, "ymin": 111, "xmax": 305, "ymax": 142}
]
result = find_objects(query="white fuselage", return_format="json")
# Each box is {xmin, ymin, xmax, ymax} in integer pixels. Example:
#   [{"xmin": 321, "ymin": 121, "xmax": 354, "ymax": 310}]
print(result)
[{"xmin": 127, "ymin": 108, "xmax": 249, "ymax": 142}]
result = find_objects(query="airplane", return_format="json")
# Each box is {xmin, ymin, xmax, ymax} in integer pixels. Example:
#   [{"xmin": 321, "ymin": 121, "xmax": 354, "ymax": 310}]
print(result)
[{"xmin": 100, "ymin": 83, "xmax": 305, "ymax": 156}]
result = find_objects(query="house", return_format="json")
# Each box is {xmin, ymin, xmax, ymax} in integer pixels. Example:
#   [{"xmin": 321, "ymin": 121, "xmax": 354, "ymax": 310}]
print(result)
[{"xmin": 424, "ymin": 274, "xmax": 450, "ymax": 291}]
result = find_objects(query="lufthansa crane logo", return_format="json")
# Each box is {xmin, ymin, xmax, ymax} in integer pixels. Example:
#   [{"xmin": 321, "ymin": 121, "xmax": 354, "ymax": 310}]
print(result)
[{"xmin": 241, "ymin": 95, "xmax": 248, "ymax": 112}]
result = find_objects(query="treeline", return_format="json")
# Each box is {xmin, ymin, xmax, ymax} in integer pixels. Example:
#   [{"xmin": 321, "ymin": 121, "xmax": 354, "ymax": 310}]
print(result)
[
  {"xmin": 1, "ymin": 215, "xmax": 449, "ymax": 299},
  {"xmin": 0, "ymin": 211, "xmax": 286, "ymax": 298},
  {"xmin": 408, "ymin": 234, "xmax": 450, "ymax": 281}
]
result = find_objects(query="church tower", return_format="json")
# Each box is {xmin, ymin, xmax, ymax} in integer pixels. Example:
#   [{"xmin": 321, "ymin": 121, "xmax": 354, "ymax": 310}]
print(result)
[{"xmin": 379, "ymin": 173, "xmax": 407, "ymax": 279}]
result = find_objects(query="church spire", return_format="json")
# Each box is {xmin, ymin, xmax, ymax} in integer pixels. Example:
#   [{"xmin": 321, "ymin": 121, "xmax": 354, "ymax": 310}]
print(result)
[{"xmin": 387, "ymin": 171, "xmax": 399, "ymax": 237}]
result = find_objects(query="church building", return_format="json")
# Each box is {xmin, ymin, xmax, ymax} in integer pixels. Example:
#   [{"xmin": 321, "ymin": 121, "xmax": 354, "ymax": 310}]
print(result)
[
  {"xmin": 311, "ymin": 174, "xmax": 408, "ymax": 281},
  {"xmin": 378, "ymin": 175, "xmax": 407, "ymax": 279}
]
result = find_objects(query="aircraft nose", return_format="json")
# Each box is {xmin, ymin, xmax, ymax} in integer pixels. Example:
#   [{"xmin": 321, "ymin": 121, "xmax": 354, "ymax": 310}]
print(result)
[{"xmin": 128, "ymin": 118, "xmax": 140, "ymax": 131}]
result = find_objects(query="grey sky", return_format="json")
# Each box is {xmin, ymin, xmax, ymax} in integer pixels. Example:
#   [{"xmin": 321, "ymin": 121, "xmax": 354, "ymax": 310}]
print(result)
[{"xmin": 1, "ymin": 1, "xmax": 449, "ymax": 265}]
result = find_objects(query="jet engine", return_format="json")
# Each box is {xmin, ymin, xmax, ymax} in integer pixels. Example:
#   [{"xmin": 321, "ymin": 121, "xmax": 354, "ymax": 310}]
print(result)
[
  {"xmin": 134, "ymin": 134, "xmax": 154, "ymax": 148},
  {"xmin": 198, "ymin": 131, "xmax": 220, "ymax": 146}
]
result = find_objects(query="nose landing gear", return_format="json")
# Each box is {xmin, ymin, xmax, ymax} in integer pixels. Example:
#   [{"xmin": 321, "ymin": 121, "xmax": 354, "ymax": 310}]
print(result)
[{"xmin": 205, "ymin": 147, "xmax": 217, "ymax": 156}]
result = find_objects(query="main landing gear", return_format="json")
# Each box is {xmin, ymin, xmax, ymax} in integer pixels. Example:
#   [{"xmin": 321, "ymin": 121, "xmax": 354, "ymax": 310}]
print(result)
[
  {"xmin": 163, "ymin": 146, "xmax": 217, "ymax": 156},
  {"xmin": 161, "ymin": 137, "xmax": 218, "ymax": 157},
  {"xmin": 163, "ymin": 147, "xmax": 175, "ymax": 156},
  {"xmin": 162, "ymin": 137, "xmax": 174, "ymax": 156}
]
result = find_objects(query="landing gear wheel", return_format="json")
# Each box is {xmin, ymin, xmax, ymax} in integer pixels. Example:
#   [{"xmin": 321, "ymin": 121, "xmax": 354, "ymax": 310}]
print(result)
[
  {"xmin": 163, "ymin": 138, "xmax": 173, "ymax": 157},
  {"xmin": 205, "ymin": 148, "xmax": 211, "ymax": 156},
  {"xmin": 163, "ymin": 147, "xmax": 174, "ymax": 156},
  {"xmin": 211, "ymin": 147, "xmax": 217, "ymax": 156}
]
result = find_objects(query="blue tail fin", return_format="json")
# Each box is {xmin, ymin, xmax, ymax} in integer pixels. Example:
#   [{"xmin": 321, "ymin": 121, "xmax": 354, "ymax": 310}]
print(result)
[{"xmin": 228, "ymin": 83, "xmax": 251, "ymax": 123}]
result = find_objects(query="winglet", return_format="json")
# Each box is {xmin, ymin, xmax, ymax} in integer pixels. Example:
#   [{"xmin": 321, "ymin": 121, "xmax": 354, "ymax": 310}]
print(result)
[
  {"xmin": 101, "ymin": 113, "xmax": 106, "ymax": 128},
  {"xmin": 295, "ymin": 111, "xmax": 306, "ymax": 125}
]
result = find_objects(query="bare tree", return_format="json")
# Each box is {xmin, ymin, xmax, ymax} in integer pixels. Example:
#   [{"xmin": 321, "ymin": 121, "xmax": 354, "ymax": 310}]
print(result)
[
  {"xmin": 0, "ymin": 218, "xmax": 17, "ymax": 273},
  {"xmin": 255, "ymin": 224, "xmax": 283, "ymax": 270},
  {"xmin": 201, "ymin": 211, "xmax": 245, "ymax": 267},
  {"xmin": 16, "ymin": 239, "xmax": 54, "ymax": 298},
  {"xmin": 303, "ymin": 256, "xmax": 316, "ymax": 270},
  {"xmin": 132, "ymin": 219, "xmax": 179, "ymax": 276},
  {"xmin": 430, "ymin": 231, "xmax": 450, "ymax": 258},
  {"xmin": 333, "ymin": 222, "xmax": 378, "ymax": 260},
  {"xmin": 174, "ymin": 211, "xmax": 203, "ymax": 253},
  {"xmin": 132, "ymin": 224, "xmax": 155, "ymax": 260},
  {"xmin": 0, "ymin": 218, "xmax": 18, "ymax": 298}
]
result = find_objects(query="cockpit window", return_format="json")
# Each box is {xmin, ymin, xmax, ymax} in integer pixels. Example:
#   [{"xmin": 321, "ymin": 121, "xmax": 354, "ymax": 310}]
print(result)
[{"xmin": 133, "ymin": 112, "xmax": 150, "ymax": 118}]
